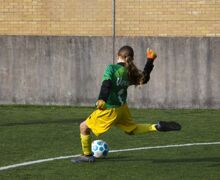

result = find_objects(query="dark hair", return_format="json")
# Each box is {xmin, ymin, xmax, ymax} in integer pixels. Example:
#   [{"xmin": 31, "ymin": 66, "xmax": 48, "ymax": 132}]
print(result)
[{"xmin": 118, "ymin": 46, "xmax": 143, "ymax": 85}]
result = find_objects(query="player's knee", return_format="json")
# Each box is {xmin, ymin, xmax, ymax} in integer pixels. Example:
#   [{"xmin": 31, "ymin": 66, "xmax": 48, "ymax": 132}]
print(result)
[
  {"xmin": 80, "ymin": 121, "xmax": 90, "ymax": 134},
  {"xmin": 80, "ymin": 121, "xmax": 87, "ymax": 133}
]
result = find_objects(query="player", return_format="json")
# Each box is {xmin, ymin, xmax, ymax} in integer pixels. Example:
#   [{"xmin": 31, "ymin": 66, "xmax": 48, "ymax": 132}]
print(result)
[{"xmin": 72, "ymin": 45, "xmax": 181, "ymax": 163}]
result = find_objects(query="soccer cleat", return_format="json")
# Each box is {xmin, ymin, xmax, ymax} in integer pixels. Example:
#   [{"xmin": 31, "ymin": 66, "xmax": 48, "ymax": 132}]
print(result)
[
  {"xmin": 156, "ymin": 121, "xmax": 181, "ymax": 132},
  {"xmin": 71, "ymin": 155, "xmax": 95, "ymax": 163}
]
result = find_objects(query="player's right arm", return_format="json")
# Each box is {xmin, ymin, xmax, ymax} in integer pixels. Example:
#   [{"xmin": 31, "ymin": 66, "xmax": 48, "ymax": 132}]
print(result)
[{"xmin": 96, "ymin": 65, "xmax": 113, "ymax": 110}]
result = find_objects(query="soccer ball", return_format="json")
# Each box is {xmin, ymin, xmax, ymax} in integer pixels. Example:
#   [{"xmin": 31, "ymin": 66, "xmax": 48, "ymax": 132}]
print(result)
[{"xmin": 91, "ymin": 140, "xmax": 109, "ymax": 158}]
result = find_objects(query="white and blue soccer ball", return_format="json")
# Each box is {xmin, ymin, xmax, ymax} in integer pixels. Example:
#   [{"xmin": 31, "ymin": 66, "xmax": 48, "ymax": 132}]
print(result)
[{"xmin": 91, "ymin": 140, "xmax": 109, "ymax": 158}]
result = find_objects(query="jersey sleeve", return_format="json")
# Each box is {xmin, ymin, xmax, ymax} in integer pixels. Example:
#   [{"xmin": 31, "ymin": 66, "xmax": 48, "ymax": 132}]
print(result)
[
  {"xmin": 102, "ymin": 64, "xmax": 114, "ymax": 81},
  {"xmin": 142, "ymin": 59, "xmax": 154, "ymax": 84}
]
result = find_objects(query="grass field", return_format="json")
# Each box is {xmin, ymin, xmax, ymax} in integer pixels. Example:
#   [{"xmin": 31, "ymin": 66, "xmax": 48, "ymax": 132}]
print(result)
[{"xmin": 0, "ymin": 105, "xmax": 220, "ymax": 180}]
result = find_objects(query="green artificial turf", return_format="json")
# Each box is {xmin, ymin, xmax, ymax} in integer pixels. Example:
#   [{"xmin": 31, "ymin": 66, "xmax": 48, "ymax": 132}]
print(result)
[{"xmin": 0, "ymin": 105, "xmax": 220, "ymax": 179}]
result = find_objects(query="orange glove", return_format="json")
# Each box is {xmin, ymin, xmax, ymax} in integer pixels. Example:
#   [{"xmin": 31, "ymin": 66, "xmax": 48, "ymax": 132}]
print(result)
[
  {"xmin": 96, "ymin": 99, "xmax": 106, "ymax": 110},
  {"xmin": 146, "ymin": 48, "xmax": 157, "ymax": 60}
]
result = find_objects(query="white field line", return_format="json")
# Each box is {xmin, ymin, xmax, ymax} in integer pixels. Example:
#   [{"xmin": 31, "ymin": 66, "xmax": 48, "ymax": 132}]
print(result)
[{"xmin": 0, "ymin": 141, "xmax": 220, "ymax": 172}]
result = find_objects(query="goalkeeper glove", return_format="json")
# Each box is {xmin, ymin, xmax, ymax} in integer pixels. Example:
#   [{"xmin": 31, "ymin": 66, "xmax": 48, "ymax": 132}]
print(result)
[
  {"xmin": 146, "ymin": 48, "xmax": 157, "ymax": 60},
  {"xmin": 96, "ymin": 99, "xmax": 106, "ymax": 110}
]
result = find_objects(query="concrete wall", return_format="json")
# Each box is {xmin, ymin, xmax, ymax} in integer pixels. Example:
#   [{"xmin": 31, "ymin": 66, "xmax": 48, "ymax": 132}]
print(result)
[{"xmin": 0, "ymin": 36, "xmax": 219, "ymax": 108}]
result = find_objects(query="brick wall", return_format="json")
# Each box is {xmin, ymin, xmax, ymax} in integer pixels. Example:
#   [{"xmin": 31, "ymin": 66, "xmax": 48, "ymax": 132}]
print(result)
[{"xmin": 0, "ymin": 0, "xmax": 219, "ymax": 36}]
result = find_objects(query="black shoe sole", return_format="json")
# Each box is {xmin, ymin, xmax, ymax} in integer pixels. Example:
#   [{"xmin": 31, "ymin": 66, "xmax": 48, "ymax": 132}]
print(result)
[{"xmin": 157, "ymin": 121, "xmax": 181, "ymax": 131}]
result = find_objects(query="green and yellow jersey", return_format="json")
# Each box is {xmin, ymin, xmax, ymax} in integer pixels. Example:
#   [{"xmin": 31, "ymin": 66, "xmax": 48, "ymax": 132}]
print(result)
[
  {"xmin": 98, "ymin": 60, "xmax": 154, "ymax": 109},
  {"xmin": 101, "ymin": 63, "xmax": 129, "ymax": 108}
]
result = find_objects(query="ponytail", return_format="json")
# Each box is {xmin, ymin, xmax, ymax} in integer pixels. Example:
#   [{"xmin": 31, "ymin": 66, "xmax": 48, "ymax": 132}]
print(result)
[
  {"xmin": 118, "ymin": 46, "xmax": 144, "ymax": 85},
  {"xmin": 126, "ymin": 57, "xmax": 144, "ymax": 85}
]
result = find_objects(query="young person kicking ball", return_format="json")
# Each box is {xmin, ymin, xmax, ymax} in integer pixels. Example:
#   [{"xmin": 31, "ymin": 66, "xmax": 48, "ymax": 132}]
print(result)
[{"xmin": 72, "ymin": 46, "xmax": 181, "ymax": 163}]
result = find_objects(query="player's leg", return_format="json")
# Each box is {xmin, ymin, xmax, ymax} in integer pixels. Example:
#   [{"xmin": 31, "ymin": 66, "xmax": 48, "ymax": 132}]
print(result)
[
  {"xmin": 79, "ymin": 121, "xmax": 93, "ymax": 156},
  {"xmin": 130, "ymin": 123, "xmax": 157, "ymax": 135},
  {"xmin": 130, "ymin": 121, "xmax": 181, "ymax": 135},
  {"xmin": 114, "ymin": 104, "xmax": 156, "ymax": 134},
  {"xmin": 115, "ymin": 104, "xmax": 181, "ymax": 135},
  {"xmin": 72, "ymin": 108, "xmax": 117, "ymax": 163},
  {"xmin": 71, "ymin": 120, "xmax": 95, "ymax": 163}
]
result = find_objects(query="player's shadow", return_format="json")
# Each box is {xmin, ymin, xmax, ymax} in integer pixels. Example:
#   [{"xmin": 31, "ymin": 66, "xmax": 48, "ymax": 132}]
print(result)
[
  {"xmin": 0, "ymin": 118, "xmax": 83, "ymax": 126},
  {"xmin": 209, "ymin": 163, "xmax": 220, "ymax": 167},
  {"xmin": 152, "ymin": 157, "xmax": 220, "ymax": 167},
  {"xmin": 102, "ymin": 156, "xmax": 220, "ymax": 167},
  {"xmin": 152, "ymin": 157, "xmax": 220, "ymax": 164},
  {"xmin": 97, "ymin": 156, "xmax": 130, "ymax": 162}
]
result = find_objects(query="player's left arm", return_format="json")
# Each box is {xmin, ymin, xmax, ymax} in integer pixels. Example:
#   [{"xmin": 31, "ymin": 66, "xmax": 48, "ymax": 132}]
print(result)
[{"xmin": 142, "ymin": 48, "xmax": 157, "ymax": 84}]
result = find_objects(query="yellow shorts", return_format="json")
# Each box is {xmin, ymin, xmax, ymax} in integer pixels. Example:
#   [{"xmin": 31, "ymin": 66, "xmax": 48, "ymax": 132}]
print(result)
[{"xmin": 86, "ymin": 104, "xmax": 137, "ymax": 136}]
